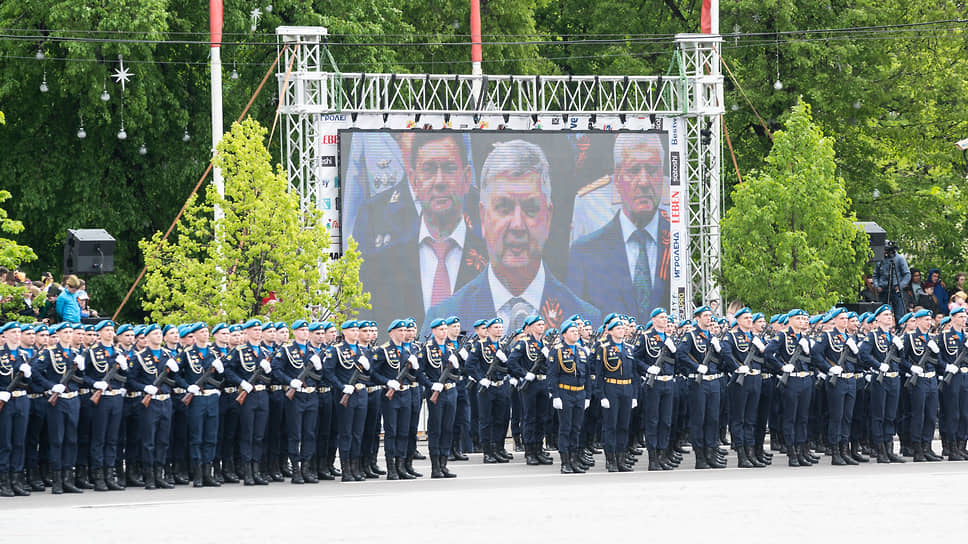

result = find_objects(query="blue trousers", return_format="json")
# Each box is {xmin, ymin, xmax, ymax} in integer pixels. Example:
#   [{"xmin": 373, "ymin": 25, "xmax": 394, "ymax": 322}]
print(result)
[
  {"xmin": 187, "ymin": 394, "xmax": 219, "ymax": 463},
  {"xmin": 139, "ymin": 398, "xmax": 172, "ymax": 466},
  {"xmin": 468, "ymin": 382, "xmax": 480, "ymax": 444},
  {"xmin": 454, "ymin": 382, "xmax": 471, "ymax": 452},
  {"xmin": 826, "ymin": 377, "xmax": 856, "ymax": 445},
  {"xmin": 408, "ymin": 386, "xmax": 421, "ymax": 455},
  {"xmin": 728, "ymin": 376, "xmax": 761, "ymax": 447},
  {"xmin": 602, "ymin": 383, "xmax": 633, "ymax": 455},
  {"xmin": 870, "ymin": 376, "xmax": 900, "ymax": 443},
  {"xmin": 478, "ymin": 382, "xmax": 510, "ymax": 444},
  {"xmin": 688, "ymin": 379, "xmax": 721, "ymax": 449},
  {"xmin": 122, "ymin": 397, "xmax": 142, "ymax": 466},
  {"xmin": 755, "ymin": 376, "xmax": 777, "ymax": 447},
  {"xmin": 90, "ymin": 394, "xmax": 123, "ymax": 469},
  {"xmin": 556, "ymin": 391, "xmax": 585, "ymax": 454},
  {"xmin": 167, "ymin": 392, "xmax": 188, "ymax": 467},
  {"xmin": 285, "ymin": 392, "xmax": 318, "ymax": 463},
  {"xmin": 427, "ymin": 387, "xmax": 457, "ymax": 456},
  {"xmin": 217, "ymin": 393, "xmax": 240, "ymax": 463},
  {"xmin": 76, "ymin": 394, "xmax": 93, "ymax": 467},
  {"xmin": 336, "ymin": 388, "xmax": 367, "ymax": 459},
  {"xmin": 381, "ymin": 390, "xmax": 412, "ymax": 458},
  {"xmin": 47, "ymin": 396, "xmax": 80, "ymax": 470},
  {"xmin": 26, "ymin": 396, "xmax": 47, "ymax": 469},
  {"xmin": 266, "ymin": 389, "xmax": 286, "ymax": 462},
  {"xmin": 941, "ymin": 373, "xmax": 967, "ymax": 441},
  {"xmin": 520, "ymin": 381, "xmax": 550, "ymax": 446},
  {"xmin": 782, "ymin": 376, "xmax": 812, "ymax": 445},
  {"xmin": 510, "ymin": 387, "xmax": 522, "ymax": 437},
  {"xmin": 0, "ymin": 395, "xmax": 29, "ymax": 472},
  {"xmin": 644, "ymin": 379, "xmax": 674, "ymax": 449},
  {"xmin": 238, "ymin": 390, "xmax": 268, "ymax": 463},
  {"xmin": 315, "ymin": 390, "xmax": 335, "ymax": 462},
  {"xmin": 908, "ymin": 377, "xmax": 939, "ymax": 443},
  {"xmin": 362, "ymin": 389, "xmax": 382, "ymax": 458}
]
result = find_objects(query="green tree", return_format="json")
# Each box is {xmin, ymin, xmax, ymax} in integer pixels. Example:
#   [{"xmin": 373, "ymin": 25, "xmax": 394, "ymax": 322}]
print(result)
[
  {"xmin": 139, "ymin": 118, "xmax": 336, "ymax": 324},
  {"xmin": 315, "ymin": 236, "xmax": 371, "ymax": 324},
  {"xmin": 720, "ymin": 99, "xmax": 869, "ymax": 314},
  {"xmin": 0, "ymin": 189, "xmax": 39, "ymax": 321}
]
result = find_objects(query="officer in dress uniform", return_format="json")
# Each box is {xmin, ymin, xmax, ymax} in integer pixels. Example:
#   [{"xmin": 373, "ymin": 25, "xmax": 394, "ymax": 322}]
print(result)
[
  {"xmin": 33, "ymin": 323, "xmax": 84, "ymax": 494},
  {"xmin": 72, "ymin": 324, "xmax": 95, "ymax": 490},
  {"xmin": 549, "ymin": 320, "xmax": 591, "ymax": 474},
  {"xmin": 177, "ymin": 322, "xmax": 224, "ymax": 487},
  {"xmin": 24, "ymin": 324, "xmax": 50, "ymax": 492},
  {"xmin": 810, "ymin": 308, "xmax": 859, "ymax": 466},
  {"xmin": 80, "ymin": 320, "xmax": 127, "ymax": 491},
  {"xmin": 634, "ymin": 308, "xmax": 679, "ymax": 471},
  {"xmin": 261, "ymin": 322, "xmax": 286, "ymax": 482},
  {"xmin": 592, "ymin": 316, "xmax": 639, "ymax": 472},
  {"xmin": 467, "ymin": 319, "xmax": 488, "ymax": 453},
  {"xmin": 507, "ymin": 315, "xmax": 554, "ymax": 467},
  {"xmin": 939, "ymin": 307, "xmax": 968, "ymax": 460},
  {"xmin": 127, "ymin": 324, "xmax": 179, "ymax": 489},
  {"xmin": 319, "ymin": 322, "xmax": 343, "ymax": 480},
  {"xmin": 0, "ymin": 322, "xmax": 32, "ymax": 496},
  {"xmin": 721, "ymin": 308, "xmax": 768, "ymax": 469},
  {"xmin": 371, "ymin": 319, "xmax": 418, "ymax": 480},
  {"xmin": 764, "ymin": 309, "xmax": 816, "ymax": 467},
  {"xmin": 359, "ymin": 321, "xmax": 386, "ymax": 479},
  {"xmin": 321, "ymin": 320, "xmax": 371, "ymax": 482},
  {"xmin": 211, "ymin": 323, "xmax": 240, "ymax": 483},
  {"xmin": 223, "ymin": 319, "xmax": 272, "ymax": 485},
  {"xmin": 415, "ymin": 318, "xmax": 460, "ymax": 478},
  {"xmin": 901, "ymin": 309, "xmax": 943, "ymax": 462},
  {"xmin": 467, "ymin": 317, "xmax": 513, "ymax": 464},
  {"xmin": 271, "ymin": 320, "xmax": 321, "ymax": 484},
  {"xmin": 161, "ymin": 325, "xmax": 189, "ymax": 486},
  {"xmin": 120, "ymin": 325, "xmax": 146, "ymax": 487},
  {"xmin": 446, "ymin": 316, "xmax": 471, "ymax": 461},
  {"xmin": 307, "ymin": 322, "xmax": 335, "ymax": 481},
  {"xmin": 402, "ymin": 319, "xmax": 426, "ymax": 468},
  {"xmin": 676, "ymin": 306, "xmax": 725, "ymax": 469},
  {"xmin": 857, "ymin": 304, "xmax": 906, "ymax": 463}
]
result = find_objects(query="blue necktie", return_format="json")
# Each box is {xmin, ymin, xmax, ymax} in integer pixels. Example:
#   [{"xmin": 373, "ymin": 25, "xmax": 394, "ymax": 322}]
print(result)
[{"xmin": 632, "ymin": 229, "xmax": 652, "ymax": 310}]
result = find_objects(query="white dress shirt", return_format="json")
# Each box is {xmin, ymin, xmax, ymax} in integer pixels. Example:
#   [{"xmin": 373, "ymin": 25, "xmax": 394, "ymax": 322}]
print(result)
[
  {"xmin": 419, "ymin": 218, "xmax": 466, "ymax": 311},
  {"xmin": 618, "ymin": 210, "xmax": 659, "ymax": 285},
  {"xmin": 489, "ymin": 263, "xmax": 545, "ymax": 326}
]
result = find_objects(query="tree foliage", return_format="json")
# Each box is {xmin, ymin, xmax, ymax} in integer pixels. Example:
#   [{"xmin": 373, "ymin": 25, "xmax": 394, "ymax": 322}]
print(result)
[{"xmin": 721, "ymin": 99, "xmax": 869, "ymax": 314}]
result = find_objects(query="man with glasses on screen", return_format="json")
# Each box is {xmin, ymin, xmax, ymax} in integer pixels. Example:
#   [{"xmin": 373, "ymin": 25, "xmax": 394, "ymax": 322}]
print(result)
[
  {"xmin": 358, "ymin": 133, "xmax": 488, "ymax": 325},
  {"xmin": 424, "ymin": 139, "xmax": 600, "ymax": 334},
  {"xmin": 566, "ymin": 133, "xmax": 671, "ymax": 323}
]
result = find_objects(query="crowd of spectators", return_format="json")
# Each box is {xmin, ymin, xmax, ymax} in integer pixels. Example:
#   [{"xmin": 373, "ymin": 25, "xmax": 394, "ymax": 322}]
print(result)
[
  {"xmin": 0, "ymin": 267, "xmax": 99, "ymax": 323},
  {"xmin": 864, "ymin": 244, "xmax": 967, "ymax": 320}
]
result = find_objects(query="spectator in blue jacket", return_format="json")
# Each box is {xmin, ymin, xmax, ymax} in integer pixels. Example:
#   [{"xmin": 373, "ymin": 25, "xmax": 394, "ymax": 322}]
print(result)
[{"xmin": 55, "ymin": 275, "xmax": 82, "ymax": 323}]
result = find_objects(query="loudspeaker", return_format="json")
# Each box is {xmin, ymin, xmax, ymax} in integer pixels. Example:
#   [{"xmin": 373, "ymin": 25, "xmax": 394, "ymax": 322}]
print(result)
[
  {"xmin": 64, "ymin": 229, "xmax": 116, "ymax": 275},
  {"xmin": 854, "ymin": 221, "xmax": 887, "ymax": 263}
]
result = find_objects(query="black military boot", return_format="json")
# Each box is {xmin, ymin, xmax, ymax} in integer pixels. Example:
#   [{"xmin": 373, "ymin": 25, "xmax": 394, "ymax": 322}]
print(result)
[
  {"xmin": 192, "ymin": 464, "xmax": 204, "ymax": 487},
  {"xmin": 605, "ymin": 452, "xmax": 618, "ymax": 472},
  {"xmin": 745, "ymin": 446, "xmax": 766, "ymax": 467},
  {"xmin": 40, "ymin": 462, "xmax": 52, "ymax": 487},
  {"xmin": 50, "ymin": 469, "xmax": 64, "ymax": 494},
  {"xmin": 385, "ymin": 456, "xmax": 399, "ymax": 480},
  {"xmin": 363, "ymin": 456, "xmax": 379, "ymax": 479},
  {"xmin": 646, "ymin": 448, "xmax": 661, "ymax": 471},
  {"xmin": 440, "ymin": 455, "xmax": 456, "ymax": 478},
  {"xmin": 412, "ymin": 449, "xmax": 426, "ymax": 460},
  {"xmin": 163, "ymin": 464, "xmax": 176, "ymax": 487},
  {"xmin": 143, "ymin": 465, "xmax": 157, "ymax": 490},
  {"xmin": 12, "ymin": 472, "xmax": 30, "ymax": 496},
  {"xmin": 495, "ymin": 443, "xmax": 513, "ymax": 462},
  {"xmin": 222, "ymin": 458, "xmax": 240, "ymax": 483},
  {"xmin": 708, "ymin": 448, "xmax": 727, "ymax": 469},
  {"xmin": 63, "ymin": 468, "xmax": 83, "ymax": 493},
  {"xmin": 174, "ymin": 461, "xmax": 190, "ymax": 485},
  {"xmin": 560, "ymin": 452, "xmax": 576, "ymax": 474},
  {"xmin": 947, "ymin": 441, "xmax": 965, "ymax": 461},
  {"xmin": 92, "ymin": 467, "xmax": 108, "ymax": 491},
  {"xmin": 404, "ymin": 455, "xmax": 422, "ymax": 478},
  {"xmin": 27, "ymin": 466, "xmax": 45, "ymax": 492},
  {"xmin": 719, "ymin": 428, "xmax": 730, "ymax": 446},
  {"xmin": 788, "ymin": 445, "xmax": 802, "ymax": 467},
  {"xmin": 658, "ymin": 449, "xmax": 677, "ymax": 469},
  {"xmin": 352, "ymin": 458, "xmax": 366, "ymax": 481},
  {"xmin": 370, "ymin": 456, "xmax": 386, "ymax": 475},
  {"xmin": 280, "ymin": 455, "xmax": 293, "ymax": 478},
  {"xmin": 0, "ymin": 473, "xmax": 14, "ymax": 498},
  {"xmin": 328, "ymin": 453, "xmax": 341, "ymax": 477},
  {"xmin": 340, "ymin": 459, "xmax": 355, "ymax": 482},
  {"xmin": 301, "ymin": 460, "xmax": 318, "ymax": 484},
  {"xmin": 253, "ymin": 462, "xmax": 269, "ymax": 485},
  {"xmin": 105, "ymin": 467, "xmax": 123, "ymax": 491},
  {"xmin": 912, "ymin": 442, "xmax": 927, "ymax": 462},
  {"xmin": 430, "ymin": 455, "xmax": 444, "ymax": 478},
  {"xmin": 75, "ymin": 465, "xmax": 94, "ymax": 489},
  {"xmin": 115, "ymin": 463, "xmax": 127, "ymax": 489},
  {"xmin": 290, "ymin": 461, "xmax": 304, "ymax": 484},
  {"xmin": 537, "ymin": 444, "xmax": 553, "ymax": 465},
  {"xmin": 268, "ymin": 456, "xmax": 284, "ymax": 482},
  {"xmin": 923, "ymin": 442, "xmax": 942, "ymax": 461},
  {"xmin": 450, "ymin": 444, "xmax": 468, "ymax": 461},
  {"xmin": 482, "ymin": 443, "xmax": 499, "ymax": 464},
  {"xmin": 242, "ymin": 461, "xmax": 256, "ymax": 485},
  {"xmin": 737, "ymin": 446, "xmax": 754, "ymax": 468},
  {"xmin": 850, "ymin": 441, "xmax": 869, "ymax": 463},
  {"xmin": 395, "ymin": 457, "xmax": 415, "ymax": 480},
  {"xmin": 570, "ymin": 451, "xmax": 586, "ymax": 473},
  {"xmin": 695, "ymin": 448, "xmax": 709, "ymax": 469},
  {"xmin": 875, "ymin": 442, "xmax": 890, "ymax": 463},
  {"xmin": 525, "ymin": 444, "xmax": 539, "ymax": 466},
  {"xmin": 830, "ymin": 443, "xmax": 847, "ymax": 465},
  {"xmin": 840, "ymin": 443, "xmax": 859, "ymax": 465},
  {"xmin": 203, "ymin": 463, "xmax": 221, "ymax": 487},
  {"xmin": 155, "ymin": 465, "xmax": 174, "ymax": 489},
  {"xmin": 513, "ymin": 434, "xmax": 524, "ymax": 452}
]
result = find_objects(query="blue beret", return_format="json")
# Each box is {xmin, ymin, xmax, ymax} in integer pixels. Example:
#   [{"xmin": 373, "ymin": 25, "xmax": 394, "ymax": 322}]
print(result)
[
  {"xmin": 787, "ymin": 309, "xmax": 807, "ymax": 317},
  {"xmin": 728, "ymin": 319, "xmax": 737, "ymax": 329},
  {"xmin": 872, "ymin": 304, "xmax": 891, "ymax": 318},
  {"xmin": 341, "ymin": 319, "xmax": 359, "ymax": 330},
  {"xmin": 606, "ymin": 319, "xmax": 624, "ymax": 331},
  {"xmin": 486, "ymin": 317, "xmax": 504, "ymax": 328},
  {"xmin": 261, "ymin": 321, "xmax": 276, "ymax": 331},
  {"xmin": 274, "ymin": 321, "xmax": 288, "ymax": 330},
  {"xmin": 865, "ymin": 314, "xmax": 876, "ymax": 323},
  {"xmin": 678, "ymin": 319, "xmax": 692, "ymax": 328},
  {"xmin": 429, "ymin": 318, "xmax": 447, "ymax": 329},
  {"xmin": 693, "ymin": 305, "xmax": 712, "ymax": 316},
  {"xmin": 143, "ymin": 324, "xmax": 160, "ymax": 335},
  {"xmin": 49, "ymin": 322, "xmax": 68, "ymax": 333},
  {"xmin": 940, "ymin": 316, "xmax": 951, "ymax": 327},
  {"xmin": 717, "ymin": 317, "xmax": 728, "ymax": 325},
  {"xmin": 320, "ymin": 321, "xmax": 335, "ymax": 331},
  {"xmin": 779, "ymin": 315, "xmax": 789, "ymax": 324},
  {"xmin": 387, "ymin": 319, "xmax": 406, "ymax": 332},
  {"xmin": 177, "ymin": 325, "xmax": 190, "ymax": 338},
  {"xmin": 560, "ymin": 320, "xmax": 579, "ymax": 334},
  {"xmin": 566, "ymin": 314, "xmax": 583, "ymax": 323},
  {"xmin": 132, "ymin": 325, "xmax": 145, "ymax": 336},
  {"xmin": 603, "ymin": 312, "xmax": 618, "ymax": 325},
  {"xmin": 82, "ymin": 324, "xmax": 94, "ymax": 332},
  {"xmin": 307, "ymin": 322, "xmax": 323, "ymax": 332},
  {"xmin": 241, "ymin": 319, "xmax": 262, "ymax": 330},
  {"xmin": 0, "ymin": 322, "xmax": 19, "ymax": 334},
  {"xmin": 93, "ymin": 320, "xmax": 115, "ymax": 331},
  {"xmin": 194, "ymin": 322, "xmax": 208, "ymax": 332},
  {"xmin": 752, "ymin": 313, "xmax": 764, "ymax": 322},
  {"xmin": 912, "ymin": 309, "xmax": 932, "ymax": 319},
  {"xmin": 951, "ymin": 307, "xmax": 966, "ymax": 316},
  {"xmin": 769, "ymin": 314, "xmax": 780, "ymax": 324},
  {"xmin": 229, "ymin": 324, "xmax": 242, "ymax": 333},
  {"xmin": 473, "ymin": 319, "xmax": 487, "ymax": 328},
  {"xmin": 583, "ymin": 320, "xmax": 591, "ymax": 327},
  {"xmin": 291, "ymin": 319, "xmax": 309, "ymax": 330},
  {"xmin": 846, "ymin": 311, "xmax": 858, "ymax": 321},
  {"xmin": 211, "ymin": 323, "xmax": 227, "ymax": 334},
  {"xmin": 163, "ymin": 324, "xmax": 176, "ymax": 335},
  {"xmin": 403, "ymin": 319, "xmax": 416, "ymax": 328},
  {"xmin": 361, "ymin": 321, "xmax": 375, "ymax": 328},
  {"xmin": 897, "ymin": 313, "xmax": 912, "ymax": 325},
  {"xmin": 523, "ymin": 315, "xmax": 544, "ymax": 327},
  {"xmin": 650, "ymin": 308, "xmax": 668, "ymax": 318},
  {"xmin": 19, "ymin": 324, "xmax": 32, "ymax": 332},
  {"xmin": 445, "ymin": 316, "xmax": 460, "ymax": 325},
  {"xmin": 734, "ymin": 307, "xmax": 751, "ymax": 319},
  {"xmin": 808, "ymin": 315, "xmax": 823, "ymax": 325},
  {"xmin": 33, "ymin": 324, "xmax": 49, "ymax": 334},
  {"xmin": 827, "ymin": 307, "xmax": 846, "ymax": 320}
]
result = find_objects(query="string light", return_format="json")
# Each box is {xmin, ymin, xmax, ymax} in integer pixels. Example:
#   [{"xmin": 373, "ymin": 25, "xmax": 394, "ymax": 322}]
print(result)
[
  {"xmin": 100, "ymin": 82, "xmax": 110, "ymax": 101},
  {"xmin": 182, "ymin": 130, "xmax": 191, "ymax": 142},
  {"xmin": 117, "ymin": 125, "xmax": 127, "ymax": 140},
  {"xmin": 139, "ymin": 142, "xmax": 147, "ymax": 155},
  {"xmin": 230, "ymin": 61, "xmax": 239, "ymax": 80},
  {"xmin": 35, "ymin": 47, "xmax": 44, "ymax": 60},
  {"xmin": 39, "ymin": 70, "xmax": 48, "ymax": 92},
  {"xmin": 77, "ymin": 115, "xmax": 86, "ymax": 139}
]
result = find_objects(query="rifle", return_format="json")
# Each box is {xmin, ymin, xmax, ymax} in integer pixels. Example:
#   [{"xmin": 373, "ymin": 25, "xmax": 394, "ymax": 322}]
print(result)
[
  {"xmin": 430, "ymin": 356, "xmax": 458, "ymax": 404},
  {"xmin": 904, "ymin": 340, "xmax": 936, "ymax": 389},
  {"xmin": 940, "ymin": 340, "xmax": 968, "ymax": 391},
  {"xmin": 647, "ymin": 337, "xmax": 678, "ymax": 389},
  {"xmin": 484, "ymin": 343, "xmax": 510, "ymax": 382},
  {"xmin": 182, "ymin": 367, "xmax": 223, "ymax": 406},
  {"xmin": 339, "ymin": 366, "xmax": 363, "ymax": 407},
  {"xmin": 285, "ymin": 347, "xmax": 321, "ymax": 400},
  {"xmin": 0, "ymin": 371, "xmax": 25, "ymax": 413},
  {"xmin": 876, "ymin": 339, "xmax": 903, "ymax": 385},
  {"xmin": 141, "ymin": 365, "xmax": 176, "ymax": 408},
  {"xmin": 517, "ymin": 338, "xmax": 552, "ymax": 392},
  {"xmin": 385, "ymin": 353, "xmax": 417, "ymax": 400},
  {"xmin": 688, "ymin": 332, "xmax": 719, "ymax": 384},
  {"xmin": 235, "ymin": 365, "xmax": 272, "ymax": 405},
  {"xmin": 734, "ymin": 336, "xmax": 766, "ymax": 387},
  {"xmin": 779, "ymin": 335, "xmax": 810, "ymax": 386},
  {"xmin": 49, "ymin": 354, "xmax": 84, "ymax": 406},
  {"xmin": 91, "ymin": 362, "xmax": 127, "ymax": 405},
  {"xmin": 826, "ymin": 340, "xmax": 851, "ymax": 387}
]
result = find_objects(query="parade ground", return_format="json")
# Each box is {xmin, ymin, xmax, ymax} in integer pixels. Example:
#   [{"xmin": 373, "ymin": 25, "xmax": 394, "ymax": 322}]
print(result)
[{"xmin": 3, "ymin": 440, "xmax": 967, "ymax": 543}]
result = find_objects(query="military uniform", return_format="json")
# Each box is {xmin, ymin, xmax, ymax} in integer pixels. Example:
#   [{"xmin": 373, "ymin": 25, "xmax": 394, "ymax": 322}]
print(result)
[
  {"xmin": 901, "ymin": 323, "xmax": 942, "ymax": 461},
  {"xmin": 0, "ymin": 337, "xmax": 31, "ymax": 496},
  {"xmin": 224, "ymin": 337, "xmax": 272, "ymax": 485},
  {"xmin": 321, "ymin": 337, "xmax": 369, "ymax": 481},
  {"xmin": 81, "ymin": 338, "xmax": 127, "ymax": 490},
  {"xmin": 811, "ymin": 320, "xmax": 860, "ymax": 465},
  {"xmin": 634, "ymin": 327, "xmax": 678, "ymax": 469},
  {"xmin": 371, "ymin": 338, "xmax": 416, "ymax": 479},
  {"xmin": 721, "ymin": 325, "xmax": 766, "ymax": 468},
  {"xmin": 938, "ymin": 321, "xmax": 968, "ymax": 460},
  {"xmin": 549, "ymin": 339, "xmax": 591, "ymax": 473},
  {"xmin": 592, "ymin": 335, "xmax": 638, "ymax": 472},
  {"xmin": 857, "ymin": 320, "xmax": 905, "ymax": 462},
  {"xmin": 178, "ymin": 337, "xmax": 224, "ymax": 486},
  {"xmin": 415, "ymin": 339, "xmax": 459, "ymax": 478},
  {"xmin": 507, "ymin": 333, "xmax": 553, "ymax": 466},
  {"xmin": 33, "ymin": 337, "xmax": 84, "ymax": 494},
  {"xmin": 271, "ymin": 339, "xmax": 320, "ymax": 484},
  {"xmin": 466, "ymin": 332, "xmax": 512, "ymax": 464},
  {"xmin": 127, "ymin": 346, "xmax": 177, "ymax": 489},
  {"xmin": 676, "ymin": 325, "xmax": 725, "ymax": 468}
]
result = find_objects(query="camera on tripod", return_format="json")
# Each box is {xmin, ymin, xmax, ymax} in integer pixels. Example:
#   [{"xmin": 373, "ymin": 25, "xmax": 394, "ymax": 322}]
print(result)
[{"xmin": 884, "ymin": 240, "xmax": 898, "ymax": 259}]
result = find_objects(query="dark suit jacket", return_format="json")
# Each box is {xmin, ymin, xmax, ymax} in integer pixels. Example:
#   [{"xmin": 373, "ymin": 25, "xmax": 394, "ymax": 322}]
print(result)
[
  {"xmin": 357, "ymin": 221, "xmax": 489, "ymax": 325},
  {"xmin": 422, "ymin": 265, "xmax": 602, "ymax": 336},
  {"xmin": 352, "ymin": 184, "xmax": 419, "ymax": 256},
  {"xmin": 566, "ymin": 211, "xmax": 670, "ymax": 323}
]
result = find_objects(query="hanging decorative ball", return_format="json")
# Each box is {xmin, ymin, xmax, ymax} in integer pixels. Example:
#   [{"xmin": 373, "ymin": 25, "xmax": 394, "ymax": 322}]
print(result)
[
  {"xmin": 731, "ymin": 103, "xmax": 739, "ymax": 111},
  {"xmin": 101, "ymin": 89, "xmax": 110, "ymax": 101},
  {"xmin": 77, "ymin": 127, "xmax": 86, "ymax": 139},
  {"xmin": 139, "ymin": 143, "xmax": 147, "ymax": 155},
  {"xmin": 182, "ymin": 130, "xmax": 191, "ymax": 142},
  {"xmin": 35, "ymin": 48, "xmax": 45, "ymax": 60},
  {"xmin": 230, "ymin": 67, "xmax": 239, "ymax": 80},
  {"xmin": 773, "ymin": 80, "xmax": 783, "ymax": 90},
  {"xmin": 853, "ymin": 100, "xmax": 862, "ymax": 110},
  {"xmin": 117, "ymin": 128, "xmax": 127, "ymax": 140},
  {"xmin": 40, "ymin": 80, "xmax": 48, "ymax": 93},
  {"xmin": 265, "ymin": 4, "xmax": 272, "ymax": 13}
]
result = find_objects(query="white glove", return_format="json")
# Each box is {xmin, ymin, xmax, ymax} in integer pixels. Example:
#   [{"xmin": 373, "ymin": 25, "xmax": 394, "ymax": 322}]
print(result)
[
  {"xmin": 879, "ymin": 363, "xmax": 889, "ymax": 373},
  {"xmin": 584, "ymin": 399, "xmax": 590, "ymax": 409},
  {"xmin": 829, "ymin": 365, "xmax": 843, "ymax": 376},
  {"xmin": 93, "ymin": 381, "xmax": 108, "ymax": 391},
  {"xmin": 541, "ymin": 347, "xmax": 550, "ymax": 358},
  {"xmin": 781, "ymin": 364, "xmax": 795, "ymax": 373},
  {"xmin": 601, "ymin": 398, "xmax": 611, "ymax": 409},
  {"xmin": 74, "ymin": 355, "xmax": 86, "ymax": 371},
  {"xmin": 310, "ymin": 354, "xmax": 322, "ymax": 371},
  {"xmin": 552, "ymin": 397, "xmax": 563, "ymax": 410},
  {"xmin": 647, "ymin": 365, "xmax": 660, "ymax": 375},
  {"xmin": 664, "ymin": 338, "xmax": 678, "ymax": 352},
  {"xmin": 946, "ymin": 364, "xmax": 959, "ymax": 375},
  {"xmin": 119, "ymin": 388, "xmax": 127, "ymax": 396},
  {"xmin": 525, "ymin": 372, "xmax": 536, "ymax": 382},
  {"xmin": 0, "ymin": 391, "xmax": 10, "ymax": 403},
  {"xmin": 927, "ymin": 340, "xmax": 940, "ymax": 354},
  {"xmin": 166, "ymin": 359, "xmax": 179, "ymax": 372},
  {"xmin": 144, "ymin": 385, "xmax": 159, "ymax": 396},
  {"xmin": 752, "ymin": 337, "xmax": 766, "ymax": 352},
  {"xmin": 18, "ymin": 363, "xmax": 31, "ymax": 378},
  {"xmin": 259, "ymin": 359, "xmax": 271, "ymax": 373},
  {"xmin": 697, "ymin": 364, "xmax": 708, "ymax": 375},
  {"xmin": 865, "ymin": 374, "xmax": 872, "ymax": 383},
  {"xmin": 845, "ymin": 337, "xmax": 858, "ymax": 354},
  {"xmin": 799, "ymin": 338, "xmax": 810, "ymax": 353},
  {"xmin": 449, "ymin": 354, "xmax": 459, "ymax": 368},
  {"xmin": 52, "ymin": 383, "xmax": 66, "ymax": 394},
  {"xmin": 892, "ymin": 336, "xmax": 905, "ymax": 350},
  {"xmin": 212, "ymin": 359, "xmax": 224, "ymax": 373},
  {"xmin": 404, "ymin": 355, "xmax": 415, "ymax": 370},
  {"xmin": 188, "ymin": 385, "xmax": 201, "ymax": 395},
  {"xmin": 509, "ymin": 377, "xmax": 519, "ymax": 386},
  {"xmin": 459, "ymin": 348, "xmax": 469, "ymax": 360},
  {"xmin": 431, "ymin": 382, "xmax": 444, "ymax": 392},
  {"xmin": 737, "ymin": 365, "xmax": 750, "ymax": 375},
  {"xmin": 479, "ymin": 378, "xmax": 491, "ymax": 388},
  {"xmin": 240, "ymin": 380, "xmax": 253, "ymax": 393},
  {"xmin": 387, "ymin": 380, "xmax": 401, "ymax": 391},
  {"xmin": 115, "ymin": 355, "xmax": 128, "ymax": 370},
  {"xmin": 290, "ymin": 379, "xmax": 303, "ymax": 389},
  {"xmin": 495, "ymin": 350, "xmax": 508, "ymax": 363},
  {"xmin": 911, "ymin": 365, "xmax": 924, "ymax": 376},
  {"xmin": 710, "ymin": 337, "xmax": 721, "ymax": 353},
  {"xmin": 342, "ymin": 384, "xmax": 355, "ymax": 395},
  {"xmin": 631, "ymin": 398, "xmax": 638, "ymax": 408}
]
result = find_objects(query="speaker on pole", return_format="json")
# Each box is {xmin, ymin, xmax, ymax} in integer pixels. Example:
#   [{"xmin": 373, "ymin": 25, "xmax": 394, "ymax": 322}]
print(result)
[{"xmin": 64, "ymin": 229, "xmax": 116, "ymax": 275}]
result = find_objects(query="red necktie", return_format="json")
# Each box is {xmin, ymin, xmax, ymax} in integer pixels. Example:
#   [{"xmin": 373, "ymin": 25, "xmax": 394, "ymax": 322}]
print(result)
[{"xmin": 429, "ymin": 237, "xmax": 455, "ymax": 306}]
